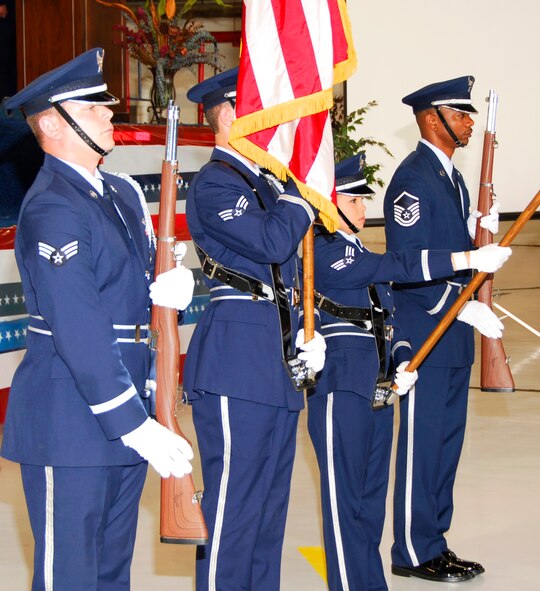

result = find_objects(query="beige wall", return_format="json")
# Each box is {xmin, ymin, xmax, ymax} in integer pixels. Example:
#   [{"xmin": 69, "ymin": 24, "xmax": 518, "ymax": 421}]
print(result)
[{"xmin": 347, "ymin": 0, "xmax": 540, "ymax": 219}]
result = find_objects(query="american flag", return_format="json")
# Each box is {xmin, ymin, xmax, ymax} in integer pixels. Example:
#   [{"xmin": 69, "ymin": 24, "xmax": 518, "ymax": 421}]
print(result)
[{"xmin": 229, "ymin": 0, "xmax": 357, "ymax": 231}]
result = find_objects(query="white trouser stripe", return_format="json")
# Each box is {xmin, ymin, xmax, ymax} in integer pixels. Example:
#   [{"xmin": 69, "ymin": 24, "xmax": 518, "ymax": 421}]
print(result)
[
  {"xmin": 209, "ymin": 396, "xmax": 232, "ymax": 591},
  {"xmin": 44, "ymin": 466, "xmax": 54, "ymax": 591},
  {"xmin": 404, "ymin": 386, "xmax": 419, "ymax": 566},
  {"xmin": 326, "ymin": 393, "xmax": 350, "ymax": 591}
]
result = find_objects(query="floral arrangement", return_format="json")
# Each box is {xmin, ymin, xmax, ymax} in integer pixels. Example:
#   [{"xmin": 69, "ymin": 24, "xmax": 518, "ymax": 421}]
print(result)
[{"xmin": 96, "ymin": 1, "xmax": 224, "ymax": 108}]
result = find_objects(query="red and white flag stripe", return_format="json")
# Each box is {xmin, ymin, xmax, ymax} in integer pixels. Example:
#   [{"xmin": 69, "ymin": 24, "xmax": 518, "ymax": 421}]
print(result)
[{"xmin": 230, "ymin": 0, "xmax": 356, "ymax": 231}]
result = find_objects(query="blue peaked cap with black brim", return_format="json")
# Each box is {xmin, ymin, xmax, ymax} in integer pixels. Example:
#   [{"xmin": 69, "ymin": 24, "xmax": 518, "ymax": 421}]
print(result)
[
  {"xmin": 5, "ymin": 48, "xmax": 119, "ymax": 116},
  {"xmin": 335, "ymin": 153, "xmax": 375, "ymax": 197},
  {"xmin": 402, "ymin": 75, "xmax": 478, "ymax": 114},
  {"xmin": 187, "ymin": 67, "xmax": 238, "ymax": 111}
]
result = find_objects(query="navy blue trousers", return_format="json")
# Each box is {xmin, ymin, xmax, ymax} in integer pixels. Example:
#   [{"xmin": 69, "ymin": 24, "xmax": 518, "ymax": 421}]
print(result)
[
  {"xmin": 308, "ymin": 392, "xmax": 394, "ymax": 591},
  {"xmin": 392, "ymin": 365, "xmax": 471, "ymax": 567},
  {"xmin": 192, "ymin": 393, "xmax": 299, "ymax": 591},
  {"xmin": 21, "ymin": 462, "xmax": 147, "ymax": 591}
]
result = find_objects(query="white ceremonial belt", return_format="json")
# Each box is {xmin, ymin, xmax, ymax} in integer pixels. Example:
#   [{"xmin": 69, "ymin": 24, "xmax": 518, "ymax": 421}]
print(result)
[{"xmin": 27, "ymin": 316, "xmax": 150, "ymax": 344}]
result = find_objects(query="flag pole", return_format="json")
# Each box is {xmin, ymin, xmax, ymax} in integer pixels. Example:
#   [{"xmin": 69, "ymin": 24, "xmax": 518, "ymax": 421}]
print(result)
[{"xmin": 302, "ymin": 225, "xmax": 315, "ymax": 341}]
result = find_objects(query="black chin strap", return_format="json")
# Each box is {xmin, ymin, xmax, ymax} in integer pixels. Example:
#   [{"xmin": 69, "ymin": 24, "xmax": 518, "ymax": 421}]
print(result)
[
  {"xmin": 337, "ymin": 206, "xmax": 360, "ymax": 234},
  {"xmin": 53, "ymin": 102, "xmax": 111, "ymax": 157},
  {"xmin": 434, "ymin": 106, "xmax": 463, "ymax": 148}
]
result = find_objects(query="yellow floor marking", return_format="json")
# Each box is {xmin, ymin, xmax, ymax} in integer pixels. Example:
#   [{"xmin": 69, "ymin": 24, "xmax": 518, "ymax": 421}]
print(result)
[{"xmin": 298, "ymin": 546, "xmax": 327, "ymax": 582}]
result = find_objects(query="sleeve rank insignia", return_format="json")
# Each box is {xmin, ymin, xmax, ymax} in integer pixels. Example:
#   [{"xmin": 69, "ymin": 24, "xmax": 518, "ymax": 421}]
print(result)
[
  {"xmin": 331, "ymin": 244, "xmax": 356, "ymax": 271},
  {"xmin": 218, "ymin": 195, "xmax": 249, "ymax": 221},
  {"xmin": 38, "ymin": 240, "xmax": 79, "ymax": 266},
  {"xmin": 393, "ymin": 191, "xmax": 420, "ymax": 227}
]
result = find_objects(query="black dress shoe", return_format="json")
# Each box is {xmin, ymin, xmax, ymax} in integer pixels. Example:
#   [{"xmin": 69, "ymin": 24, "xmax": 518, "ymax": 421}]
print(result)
[
  {"xmin": 392, "ymin": 557, "xmax": 474, "ymax": 582},
  {"xmin": 443, "ymin": 549, "xmax": 485, "ymax": 576}
]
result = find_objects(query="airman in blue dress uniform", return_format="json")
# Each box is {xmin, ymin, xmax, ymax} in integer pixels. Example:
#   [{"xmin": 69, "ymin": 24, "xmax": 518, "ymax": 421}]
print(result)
[
  {"xmin": 308, "ymin": 153, "xmax": 510, "ymax": 591},
  {"xmin": 183, "ymin": 68, "xmax": 326, "ymax": 591},
  {"xmin": 383, "ymin": 76, "xmax": 510, "ymax": 583},
  {"xmin": 1, "ymin": 48, "xmax": 194, "ymax": 590}
]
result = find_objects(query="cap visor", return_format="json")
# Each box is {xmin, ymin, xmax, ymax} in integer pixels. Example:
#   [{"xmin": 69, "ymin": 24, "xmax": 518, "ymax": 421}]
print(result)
[
  {"xmin": 438, "ymin": 103, "xmax": 478, "ymax": 114},
  {"xmin": 67, "ymin": 90, "xmax": 119, "ymax": 106},
  {"xmin": 337, "ymin": 185, "xmax": 375, "ymax": 196}
]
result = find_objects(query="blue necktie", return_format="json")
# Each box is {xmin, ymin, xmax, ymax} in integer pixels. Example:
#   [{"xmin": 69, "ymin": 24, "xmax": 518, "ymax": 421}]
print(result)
[
  {"xmin": 451, "ymin": 167, "xmax": 463, "ymax": 215},
  {"xmin": 101, "ymin": 181, "xmax": 130, "ymax": 237}
]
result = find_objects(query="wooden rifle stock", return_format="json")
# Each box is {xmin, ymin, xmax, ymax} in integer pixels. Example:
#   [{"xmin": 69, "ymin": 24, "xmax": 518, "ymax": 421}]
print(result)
[
  {"xmin": 474, "ymin": 90, "xmax": 515, "ymax": 391},
  {"xmin": 151, "ymin": 104, "xmax": 208, "ymax": 544},
  {"xmin": 382, "ymin": 190, "xmax": 540, "ymax": 405}
]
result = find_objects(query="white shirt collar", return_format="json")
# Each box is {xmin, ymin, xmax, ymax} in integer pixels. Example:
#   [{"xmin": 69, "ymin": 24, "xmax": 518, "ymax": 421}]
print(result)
[
  {"xmin": 420, "ymin": 138, "xmax": 455, "ymax": 179},
  {"xmin": 57, "ymin": 157, "xmax": 104, "ymax": 195},
  {"xmin": 216, "ymin": 145, "xmax": 260, "ymax": 176},
  {"xmin": 337, "ymin": 229, "xmax": 362, "ymax": 248}
]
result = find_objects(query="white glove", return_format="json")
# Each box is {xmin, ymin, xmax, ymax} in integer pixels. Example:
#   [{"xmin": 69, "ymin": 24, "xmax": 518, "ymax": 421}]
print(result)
[
  {"xmin": 121, "ymin": 418, "xmax": 193, "ymax": 478},
  {"xmin": 466, "ymin": 210, "xmax": 482, "ymax": 239},
  {"xmin": 457, "ymin": 301, "xmax": 504, "ymax": 339},
  {"xmin": 467, "ymin": 202, "xmax": 500, "ymax": 239},
  {"xmin": 468, "ymin": 243, "xmax": 512, "ymax": 273},
  {"xmin": 394, "ymin": 361, "xmax": 418, "ymax": 396},
  {"xmin": 295, "ymin": 329, "xmax": 326, "ymax": 373},
  {"xmin": 149, "ymin": 265, "xmax": 195, "ymax": 311}
]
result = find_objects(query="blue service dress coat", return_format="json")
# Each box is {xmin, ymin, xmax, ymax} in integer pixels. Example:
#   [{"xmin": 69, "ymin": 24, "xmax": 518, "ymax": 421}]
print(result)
[
  {"xmin": 383, "ymin": 141, "xmax": 474, "ymax": 368},
  {"xmin": 383, "ymin": 140, "xmax": 476, "ymax": 568},
  {"xmin": 184, "ymin": 148, "xmax": 316, "ymax": 411},
  {"xmin": 184, "ymin": 147, "xmax": 316, "ymax": 591},
  {"xmin": 0, "ymin": 154, "xmax": 156, "ymax": 590},
  {"xmin": 308, "ymin": 228, "xmax": 456, "ymax": 591},
  {"xmin": 1, "ymin": 154, "xmax": 155, "ymax": 466}
]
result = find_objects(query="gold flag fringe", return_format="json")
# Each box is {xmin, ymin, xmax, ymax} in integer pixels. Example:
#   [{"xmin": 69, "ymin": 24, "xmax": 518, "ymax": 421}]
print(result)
[
  {"xmin": 229, "ymin": 136, "xmax": 340, "ymax": 233},
  {"xmin": 333, "ymin": 0, "xmax": 358, "ymax": 85},
  {"xmin": 230, "ymin": 88, "xmax": 334, "ymax": 143}
]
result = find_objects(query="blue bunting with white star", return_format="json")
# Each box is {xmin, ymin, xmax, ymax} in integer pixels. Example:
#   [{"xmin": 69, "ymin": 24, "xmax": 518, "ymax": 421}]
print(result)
[
  {"xmin": 0, "ymin": 318, "xmax": 28, "ymax": 353},
  {"xmin": 181, "ymin": 269, "xmax": 209, "ymax": 325},
  {"xmin": 0, "ymin": 282, "xmax": 28, "ymax": 353},
  {"xmin": 0, "ymin": 282, "xmax": 26, "ymax": 316}
]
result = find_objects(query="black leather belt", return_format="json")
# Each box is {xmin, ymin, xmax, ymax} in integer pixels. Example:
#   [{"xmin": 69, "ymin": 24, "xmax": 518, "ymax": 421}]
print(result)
[
  {"xmin": 314, "ymin": 291, "xmax": 372, "ymax": 323},
  {"xmin": 314, "ymin": 288, "xmax": 393, "ymax": 384},
  {"xmin": 198, "ymin": 248, "xmax": 276, "ymax": 303}
]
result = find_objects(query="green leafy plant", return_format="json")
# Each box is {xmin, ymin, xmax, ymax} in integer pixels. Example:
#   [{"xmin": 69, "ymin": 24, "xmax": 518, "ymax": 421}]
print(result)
[{"xmin": 331, "ymin": 98, "xmax": 393, "ymax": 189}]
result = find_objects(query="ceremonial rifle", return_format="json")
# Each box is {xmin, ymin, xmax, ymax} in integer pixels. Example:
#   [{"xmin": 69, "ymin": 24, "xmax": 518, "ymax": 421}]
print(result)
[
  {"xmin": 474, "ymin": 90, "xmax": 515, "ymax": 391},
  {"xmin": 151, "ymin": 103, "xmax": 208, "ymax": 544},
  {"xmin": 376, "ymin": 190, "xmax": 540, "ymax": 407}
]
